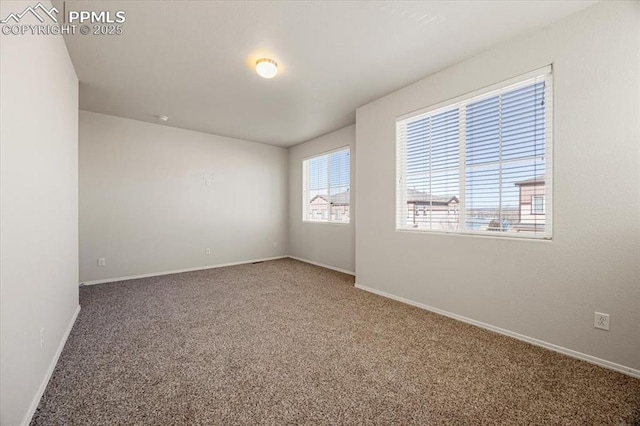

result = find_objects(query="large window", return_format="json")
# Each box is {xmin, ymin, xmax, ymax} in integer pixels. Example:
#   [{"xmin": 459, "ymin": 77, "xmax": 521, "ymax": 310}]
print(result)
[
  {"xmin": 303, "ymin": 147, "xmax": 350, "ymax": 223},
  {"xmin": 396, "ymin": 67, "xmax": 552, "ymax": 239}
]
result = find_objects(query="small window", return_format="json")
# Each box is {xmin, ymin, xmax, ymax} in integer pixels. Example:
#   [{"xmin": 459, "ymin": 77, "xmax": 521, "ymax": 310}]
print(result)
[
  {"xmin": 303, "ymin": 148, "xmax": 350, "ymax": 223},
  {"xmin": 532, "ymin": 196, "xmax": 545, "ymax": 214},
  {"xmin": 396, "ymin": 66, "xmax": 552, "ymax": 239}
]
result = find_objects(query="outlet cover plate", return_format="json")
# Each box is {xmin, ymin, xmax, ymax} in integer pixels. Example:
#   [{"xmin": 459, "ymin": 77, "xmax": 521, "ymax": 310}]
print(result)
[{"xmin": 594, "ymin": 312, "xmax": 610, "ymax": 331}]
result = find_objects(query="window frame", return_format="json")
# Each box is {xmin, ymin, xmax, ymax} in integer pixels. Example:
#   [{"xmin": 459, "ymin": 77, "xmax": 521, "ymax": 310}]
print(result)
[
  {"xmin": 302, "ymin": 146, "xmax": 351, "ymax": 224},
  {"xmin": 396, "ymin": 66, "xmax": 553, "ymax": 240}
]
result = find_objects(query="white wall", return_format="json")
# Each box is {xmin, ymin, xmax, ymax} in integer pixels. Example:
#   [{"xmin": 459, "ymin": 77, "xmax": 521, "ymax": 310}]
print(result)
[
  {"xmin": 355, "ymin": 1, "xmax": 640, "ymax": 373},
  {"xmin": 79, "ymin": 111, "xmax": 288, "ymax": 282},
  {"xmin": 288, "ymin": 125, "xmax": 355, "ymax": 274},
  {"xmin": 0, "ymin": 1, "xmax": 80, "ymax": 423}
]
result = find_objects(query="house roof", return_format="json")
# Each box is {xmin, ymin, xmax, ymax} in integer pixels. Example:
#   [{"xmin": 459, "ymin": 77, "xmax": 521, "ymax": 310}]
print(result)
[
  {"xmin": 310, "ymin": 189, "xmax": 350, "ymax": 206},
  {"xmin": 514, "ymin": 175, "xmax": 545, "ymax": 186},
  {"xmin": 328, "ymin": 190, "xmax": 350, "ymax": 206},
  {"xmin": 310, "ymin": 188, "xmax": 459, "ymax": 206},
  {"xmin": 407, "ymin": 189, "xmax": 458, "ymax": 205}
]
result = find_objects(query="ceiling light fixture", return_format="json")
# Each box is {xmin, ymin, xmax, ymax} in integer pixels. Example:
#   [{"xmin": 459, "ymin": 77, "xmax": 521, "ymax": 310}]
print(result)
[
  {"xmin": 256, "ymin": 58, "xmax": 278, "ymax": 79},
  {"xmin": 156, "ymin": 115, "xmax": 169, "ymax": 122}
]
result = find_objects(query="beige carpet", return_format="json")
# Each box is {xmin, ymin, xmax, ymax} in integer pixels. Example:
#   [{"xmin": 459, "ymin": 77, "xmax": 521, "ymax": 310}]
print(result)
[{"xmin": 32, "ymin": 258, "xmax": 639, "ymax": 425}]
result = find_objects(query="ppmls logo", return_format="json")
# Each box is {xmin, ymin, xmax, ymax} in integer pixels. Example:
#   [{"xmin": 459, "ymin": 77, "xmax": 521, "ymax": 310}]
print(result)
[
  {"xmin": 1, "ymin": 2, "xmax": 126, "ymax": 36},
  {"xmin": 0, "ymin": 2, "xmax": 58, "ymax": 24}
]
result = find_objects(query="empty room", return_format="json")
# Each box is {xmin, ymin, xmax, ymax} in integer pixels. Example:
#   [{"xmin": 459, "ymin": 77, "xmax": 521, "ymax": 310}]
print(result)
[{"xmin": 1, "ymin": 0, "xmax": 639, "ymax": 424}]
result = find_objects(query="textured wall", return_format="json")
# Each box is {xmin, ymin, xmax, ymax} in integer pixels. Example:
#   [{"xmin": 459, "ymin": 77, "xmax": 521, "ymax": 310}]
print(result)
[
  {"xmin": 0, "ymin": 1, "xmax": 80, "ymax": 423},
  {"xmin": 79, "ymin": 111, "xmax": 289, "ymax": 282},
  {"xmin": 355, "ymin": 1, "xmax": 640, "ymax": 371},
  {"xmin": 289, "ymin": 125, "xmax": 355, "ymax": 273}
]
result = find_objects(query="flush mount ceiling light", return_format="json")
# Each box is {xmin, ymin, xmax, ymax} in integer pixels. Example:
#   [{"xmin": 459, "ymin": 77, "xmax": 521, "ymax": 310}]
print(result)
[
  {"xmin": 256, "ymin": 58, "xmax": 278, "ymax": 79},
  {"xmin": 156, "ymin": 115, "xmax": 169, "ymax": 122}
]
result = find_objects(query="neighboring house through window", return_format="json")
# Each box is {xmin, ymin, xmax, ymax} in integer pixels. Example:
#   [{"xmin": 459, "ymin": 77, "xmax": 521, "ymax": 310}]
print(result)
[
  {"xmin": 514, "ymin": 177, "xmax": 546, "ymax": 231},
  {"xmin": 303, "ymin": 147, "xmax": 350, "ymax": 223}
]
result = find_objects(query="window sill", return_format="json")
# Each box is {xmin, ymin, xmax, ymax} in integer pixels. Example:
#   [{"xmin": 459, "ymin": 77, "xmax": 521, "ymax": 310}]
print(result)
[
  {"xmin": 303, "ymin": 220, "xmax": 351, "ymax": 225},
  {"xmin": 395, "ymin": 228, "xmax": 552, "ymax": 242}
]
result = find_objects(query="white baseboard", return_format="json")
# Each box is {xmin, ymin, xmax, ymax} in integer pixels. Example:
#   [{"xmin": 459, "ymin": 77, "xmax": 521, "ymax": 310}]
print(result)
[
  {"xmin": 354, "ymin": 283, "xmax": 640, "ymax": 379},
  {"xmin": 22, "ymin": 305, "xmax": 81, "ymax": 426},
  {"xmin": 288, "ymin": 256, "xmax": 355, "ymax": 276},
  {"xmin": 80, "ymin": 256, "xmax": 289, "ymax": 286}
]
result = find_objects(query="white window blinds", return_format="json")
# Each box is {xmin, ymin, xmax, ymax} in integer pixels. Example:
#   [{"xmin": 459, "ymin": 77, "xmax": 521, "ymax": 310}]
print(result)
[
  {"xmin": 396, "ymin": 67, "xmax": 552, "ymax": 239},
  {"xmin": 303, "ymin": 147, "xmax": 350, "ymax": 223}
]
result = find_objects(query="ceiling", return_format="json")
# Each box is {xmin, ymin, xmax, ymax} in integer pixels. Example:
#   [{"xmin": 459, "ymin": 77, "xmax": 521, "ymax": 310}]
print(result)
[{"xmin": 58, "ymin": 1, "xmax": 595, "ymax": 147}]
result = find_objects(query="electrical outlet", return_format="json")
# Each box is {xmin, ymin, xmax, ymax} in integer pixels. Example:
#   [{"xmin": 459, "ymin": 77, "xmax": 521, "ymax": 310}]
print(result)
[
  {"xmin": 273, "ymin": 242, "xmax": 278, "ymax": 248},
  {"xmin": 205, "ymin": 248, "xmax": 211, "ymax": 255},
  {"xmin": 202, "ymin": 173, "xmax": 214, "ymax": 186},
  {"xmin": 40, "ymin": 328, "xmax": 45, "ymax": 348},
  {"xmin": 594, "ymin": 312, "xmax": 610, "ymax": 331},
  {"xmin": 97, "ymin": 257, "xmax": 106, "ymax": 267}
]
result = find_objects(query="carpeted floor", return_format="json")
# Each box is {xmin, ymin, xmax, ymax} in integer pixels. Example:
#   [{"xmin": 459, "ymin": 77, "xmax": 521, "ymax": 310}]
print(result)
[{"xmin": 32, "ymin": 258, "xmax": 639, "ymax": 425}]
